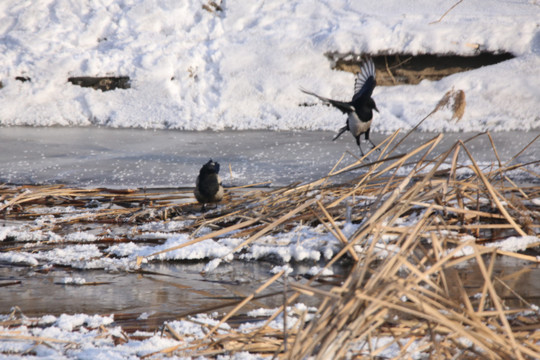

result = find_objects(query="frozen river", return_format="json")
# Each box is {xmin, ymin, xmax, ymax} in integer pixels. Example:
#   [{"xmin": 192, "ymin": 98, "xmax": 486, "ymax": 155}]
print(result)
[
  {"xmin": 1, "ymin": 127, "xmax": 538, "ymax": 188},
  {"xmin": 1, "ymin": 127, "xmax": 539, "ymax": 331}
]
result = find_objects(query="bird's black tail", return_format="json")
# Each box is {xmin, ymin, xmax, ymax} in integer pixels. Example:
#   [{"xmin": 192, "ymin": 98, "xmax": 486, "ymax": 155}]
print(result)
[{"xmin": 300, "ymin": 88, "xmax": 354, "ymax": 114}]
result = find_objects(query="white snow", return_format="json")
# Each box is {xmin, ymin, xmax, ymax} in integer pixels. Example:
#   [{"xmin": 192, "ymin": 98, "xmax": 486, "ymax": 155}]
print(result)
[
  {"xmin": 486, "ymin": 235, "xmax": 540, "ymax": 252},
  {"xmin": 0, "ymin": 219, "xmax": 345, "ymax": 270},
  {"xmin": 135, "ymin": 234, "xmax": 233, "ymax": 260},
  {"xmin": 306, "ymin": 266, "xmax": 334, "ymax": 276},
  {"xmin": 270, "ymin": 264, "xmax": 293, "ymax": 275},
  {"xmin": 454, "ymin": 235, "xmax": 540, "ymax": 257},
  {"xmin": 55, "ymin": 313, "xmax": 114, "ymax": 331},
  {"xmin": 60, "ymin": 276, "xmax": 87, "ymax": 285},
  {"xmin": 65, "ymin": 231, "xmax": 98, "ymax": 242},
  {"xmin": 0, "ymin": 225, "xmax": 61, "ymax": 243},
  {"xmin": 0, "ymin": 312, "xmax": 275, "ymax": 359},
  {"xmin": 0, "ymin": 0, "xmax": 538, "ymax": 132}
]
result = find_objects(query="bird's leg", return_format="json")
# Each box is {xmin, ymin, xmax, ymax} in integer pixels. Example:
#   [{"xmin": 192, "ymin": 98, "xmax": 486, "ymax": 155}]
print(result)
[
  {"xmin": 355, "ymin": 136, "xmax": 365, "ymax": 156},
  {"xmin": 332, "ymin": 126, "xmax": 348, "ymax": 141},
  {"xmin": 365, "ymin": 130, "xmax": 380, "ymax": 152}
]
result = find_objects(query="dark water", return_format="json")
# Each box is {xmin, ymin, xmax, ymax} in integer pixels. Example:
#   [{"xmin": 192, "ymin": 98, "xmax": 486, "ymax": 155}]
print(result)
[
  {"xmin": 453, "ymin": 256, "xmax": 540, "ymax": 308},
  {"xmin": 0, "ymin": 260, "xmax": 345, "ymax": 330},
  {"xmin": 2, "ymin": 256, "xmax": 539, "ymax": 331}
]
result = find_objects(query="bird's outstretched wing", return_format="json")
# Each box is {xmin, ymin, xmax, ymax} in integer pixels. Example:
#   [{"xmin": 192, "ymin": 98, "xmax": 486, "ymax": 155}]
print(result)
[
  {"xmin": 300, "ymin": 88, "xmax": 354, "ymax": 114},
  {"xmin": 352, "ymin": 57, "xmax": 376, "ymax": 102}
]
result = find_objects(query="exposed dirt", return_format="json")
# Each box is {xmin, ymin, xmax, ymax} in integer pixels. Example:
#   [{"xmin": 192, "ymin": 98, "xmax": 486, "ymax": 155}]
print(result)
[
  {"xmin": 327, "ymin": 52, "xmax": 515, "ymax": 85},
  {"xmin": 67, "ymin": 76, "xmax": 130, "ymax": 91}
]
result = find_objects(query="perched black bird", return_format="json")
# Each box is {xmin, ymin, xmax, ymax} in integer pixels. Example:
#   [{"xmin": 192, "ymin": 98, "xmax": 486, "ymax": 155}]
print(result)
[
  {"xmin": 194, "ymin": 159, "xmax": 224, "ymax": 210},
  {"xmin": 301, "ymin": 57, "xmax": 379, "ymax": 156}
]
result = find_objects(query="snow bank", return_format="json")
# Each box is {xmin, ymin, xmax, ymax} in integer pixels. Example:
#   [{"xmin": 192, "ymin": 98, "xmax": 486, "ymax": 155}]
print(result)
[{"xmin": 0, "ymin": 0, "xmax": 538, "ymax": 131}]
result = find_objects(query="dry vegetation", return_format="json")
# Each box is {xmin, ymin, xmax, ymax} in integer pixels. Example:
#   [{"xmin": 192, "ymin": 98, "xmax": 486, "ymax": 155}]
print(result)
[
  {"xmin": 1, "ymin": 131, "xmax": 540, "ymax": 358},
  {"xmin": 327, "ymin": 52, "xmax": 515, "ymax": 86}
]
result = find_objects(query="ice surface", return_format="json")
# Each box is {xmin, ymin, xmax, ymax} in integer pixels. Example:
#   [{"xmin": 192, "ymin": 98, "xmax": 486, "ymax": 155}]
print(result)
[{"xmin": 1, "ymin": 127, "xmax": 538, "ymax": 187}]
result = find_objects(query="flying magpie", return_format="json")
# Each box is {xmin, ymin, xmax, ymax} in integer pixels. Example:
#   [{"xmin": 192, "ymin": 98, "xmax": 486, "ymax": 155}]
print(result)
[
  {"xmin": 301, "ymin": 57, "xmax": 379, "ymax": 156},
  {"xmin": 194, "ymin": 159, "xmax": 224, "ymax": 210}
]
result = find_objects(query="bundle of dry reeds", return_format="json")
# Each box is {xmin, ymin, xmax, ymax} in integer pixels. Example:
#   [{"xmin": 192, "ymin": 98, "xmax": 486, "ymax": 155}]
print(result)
[{"xmin": 135, "ymin": 132, "xmax": 539, "ymax": 359}]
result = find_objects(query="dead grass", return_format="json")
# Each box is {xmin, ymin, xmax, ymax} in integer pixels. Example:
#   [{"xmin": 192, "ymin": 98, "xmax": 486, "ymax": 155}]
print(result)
[
  {"xmin": 434, "ymin": 88, "xmax": 466, "ymax": 122},
  {"xmin": 1, "ymin": 131, "xmax": 539, "ymax": 358}
]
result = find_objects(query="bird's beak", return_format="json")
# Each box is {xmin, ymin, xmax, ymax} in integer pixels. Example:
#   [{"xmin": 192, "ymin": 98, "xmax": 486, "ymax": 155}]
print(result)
[{"xmin": 374, "ymin": 105, "xmax": 379, "ymax": 113}]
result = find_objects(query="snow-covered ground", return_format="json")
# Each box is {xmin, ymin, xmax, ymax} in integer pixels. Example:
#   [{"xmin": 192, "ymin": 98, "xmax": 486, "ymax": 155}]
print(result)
[{"xmin": 0, "ymin": 0, "xmax": 539, "ymax": 132}]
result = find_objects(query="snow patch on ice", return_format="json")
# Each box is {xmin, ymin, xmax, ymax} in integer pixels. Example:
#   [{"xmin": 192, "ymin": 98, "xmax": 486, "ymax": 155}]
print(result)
[
  {"xmin": 55, "ymin": 313, "xmax": 114, "ymax": 331},
  {"xmin": 61, "ymin": 277, "xmax": 87, "ymax": 285},
  {"xmin": 453, "ymin": 236, "xmax": 540, "ymax": 257}
]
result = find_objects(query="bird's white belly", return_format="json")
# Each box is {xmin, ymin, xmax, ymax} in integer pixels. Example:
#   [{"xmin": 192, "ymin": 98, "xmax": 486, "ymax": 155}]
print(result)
[
  {"xmin": 347, "ymin": 113, "xmax": 371, "ymax": 137},
  {"xmin": 215, "ymin": 175, "xmax": 224, "ymax": 201}
]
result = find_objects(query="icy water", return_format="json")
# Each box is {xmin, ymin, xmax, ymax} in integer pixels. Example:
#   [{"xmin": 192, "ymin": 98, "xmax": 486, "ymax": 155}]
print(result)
[
  {"xmin": 2, "ymin": 254, "xmax": 540, "ymax": 331},
  {"xmin": 0, "ymin": 260, "xmax": 343, "ymax": 331},
  {"xmin": 1, "ymin": 127, "xmax": 539, "ymax": 329},
  {"xmin": 1, "ymin": 127, "xmax": 538, "ymax": 187}
]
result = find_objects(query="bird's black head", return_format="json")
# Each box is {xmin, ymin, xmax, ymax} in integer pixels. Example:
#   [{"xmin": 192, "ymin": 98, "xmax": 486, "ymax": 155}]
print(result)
[
  {"xmin": 200, "ymin": 159, "xmax": 220, "ymax": 175},
  {"xmin": 369, "ymin": 98, "xmax": 379, "ymax": 113}
]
